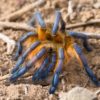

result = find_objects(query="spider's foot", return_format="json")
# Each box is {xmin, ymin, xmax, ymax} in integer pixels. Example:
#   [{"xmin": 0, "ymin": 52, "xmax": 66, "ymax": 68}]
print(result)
[
  {"xmin": 49, "ymin": 73, "xmax": 59, "ymax": 94},
  {"xmin": 10, "ymin": 67, "xmax": 29, "ymax": 82},
  {"xmin": 49, "ymin": 48, "xmax": 64, "ymax": 94}
]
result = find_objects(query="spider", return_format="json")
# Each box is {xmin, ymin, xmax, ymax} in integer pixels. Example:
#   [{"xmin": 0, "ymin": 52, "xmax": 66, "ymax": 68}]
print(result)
[{"xmin": 9, "ymin": 11, "xmax": 100, "ymax": 94}]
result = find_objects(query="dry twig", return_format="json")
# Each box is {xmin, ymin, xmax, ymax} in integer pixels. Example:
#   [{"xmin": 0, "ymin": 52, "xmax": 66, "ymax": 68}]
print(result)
[
  {"xmin": 0, "ymin": 0, "xmax": 45, "ymax": 21},
  {"xmin": 67, "ymin": 0, "xmax": 74, "ymax": 20},
  {"xmin": 0, "ymin": 74, "xmax": 10, "ymax": 81},
  {"xmin": 0, "ymin": 21, "xmax": 34, "ymax": 31},
  {"xmin": 66, "ymin": 19, "xmax": 100, "ymax": 29},
  {"xmin": 0, "ymin": 73, "xmax": 32, "ymax": 81},
  {"xmin": 95, "ymin": 89, "xmax": 100, "ymax": 95},
  {"xmin": 0, "ymin": 33, "xmax": 16, "ymax": 54}
]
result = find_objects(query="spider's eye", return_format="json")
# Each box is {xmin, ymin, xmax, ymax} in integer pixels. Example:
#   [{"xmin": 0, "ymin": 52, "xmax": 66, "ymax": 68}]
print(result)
[{"xmin": 48, "ymin": 47, "xmax": 53, "ymax": 53}]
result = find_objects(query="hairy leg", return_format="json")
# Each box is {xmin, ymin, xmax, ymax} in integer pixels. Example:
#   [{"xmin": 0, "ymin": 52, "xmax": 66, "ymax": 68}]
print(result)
[
  {"xmin": 12, "ymin": 41, "xmax": 41, "ymax": 74},
  {"xmin": 74, "ymin": 44, "xmax": 100, "ymax": 86},
  {"xmin": 49, "ymin": 48, "xmax": 64, "ymax": 94},
  {"xmin": 10, "ymin": 47, "xmax": 47, "ymax": 82},
  {"xmin": 14, "ymin": 32, "xmax": 37, "ymax": 60}
]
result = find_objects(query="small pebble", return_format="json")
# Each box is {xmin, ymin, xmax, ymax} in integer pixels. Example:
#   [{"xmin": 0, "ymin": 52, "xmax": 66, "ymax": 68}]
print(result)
[
  {"xmin": 59, "ymin": 86, "xmax": 97, "ymax": 100},
  {"xmin": 93, "ymin": 3, "xmax": 100, "ymax": 9}
]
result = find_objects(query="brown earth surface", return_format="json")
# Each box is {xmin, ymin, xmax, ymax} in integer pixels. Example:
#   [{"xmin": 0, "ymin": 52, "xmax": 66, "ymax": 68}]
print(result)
[{"xmin": 0, "ymin": 0, "xmax": 100, "ymax": 100}]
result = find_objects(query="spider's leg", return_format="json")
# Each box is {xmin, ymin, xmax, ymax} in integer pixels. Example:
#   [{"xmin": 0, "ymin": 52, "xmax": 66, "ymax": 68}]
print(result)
[
  {"xmin": 40, "ymin": 53, "xmax": 56, "ymax": 79},
  {"xmin": 74, "ymin": 44, "xmax": 100, "ymax": 86},
  {"xmin": 52, "ymin": 11, "xmax": 61, "ymax": 36},
  {"xmin": 27, "ymin": 14, "xmax": 35, "ymax": 26},
  {"xmin": 35, "ymin": 11, "xmax": 46, "ymax": 28},
  {"xmin": 14, "ymin": 32, "xmax": 37, "ymax": 60},
  {"xmin": 11, "ymin": 41, "xmax": 41, "ymax": 74},
  {"xmin": 49, "ymin": 48, "xmax": 64, "ymax": 94},
  {"xmin": 32, "ymin": 56, "xmax": 50, "ymax": 81},
  {"xmin": 9, "ymin": 47, "xmax": 46, "ymax": 82},
  {"xmin": 33, "ymin": 11, "xmax": 48, "ymax": 40},
  {"xmin": 59, "ymin": 13, "xmax": 66, "ymax": 32},
  {"xmin": 28, "ymin": 11, "xmax": 46, "ymax": 28},
  {"xmin": 68, "ymin": 31, "xmax": 92, "ymax": 52}
]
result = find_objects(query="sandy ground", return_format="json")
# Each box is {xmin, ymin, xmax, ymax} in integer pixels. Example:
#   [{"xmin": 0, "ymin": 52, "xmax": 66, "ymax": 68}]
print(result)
[{"xmin": 0, "ymin": 0, "xmax": 100, "ymax": 100}]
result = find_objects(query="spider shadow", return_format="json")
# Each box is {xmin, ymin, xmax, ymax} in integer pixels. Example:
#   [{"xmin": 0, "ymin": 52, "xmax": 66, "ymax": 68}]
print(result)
[{"xmin": 5, "ymin": 77, "xmax": 50, "ymax": 87}]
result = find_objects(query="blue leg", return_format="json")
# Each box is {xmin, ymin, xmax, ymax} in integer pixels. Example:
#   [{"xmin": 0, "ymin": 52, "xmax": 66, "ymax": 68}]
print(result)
[
  {"xmin": 35, "ymin": 11, "xmax": 46, "ymax": 28},
  {"xmin": 52, "ymin": 11, "xmax": 61, "ymax": 36},
  {"xmin": 27, "ymin": 14, "xmax": 35, "ymax": 26},
  {"xmin": 28, "ymin": 11, "xmax": 46, "ymax": 28},
  {"xmin": 32, "ymin": 56, "xmax": 50, "ymax": 81},
  {"xmin": 59, "ymin": 15, "xmax": 66, "ymax": 32},
  {"xmin": 68, "ymin": 31, "xmax": 92, "ymax": 52},
  {"xmin": 49, "ymin": 48, "xmax": 64, "ymax": 94},
  {"xmin": 11, "ymin": 41, "xmax": 41, "ymax": 74},
  {"xmin": 14, "ymin": 32, "xmax": 37, "ymax": 60},
  {"xmin": 10, "ymin": 47, "xmax": 46, "ymax": 82},
  {"xmin": 40, "ymin": 53, "xmax": 56, "ymax": 79},
  {"xmin": 74, "ymin": 44, "xmax": 100, "ymax": 86}
]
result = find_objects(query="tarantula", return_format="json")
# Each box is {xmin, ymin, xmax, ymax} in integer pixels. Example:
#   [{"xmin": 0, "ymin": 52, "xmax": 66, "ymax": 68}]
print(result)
[{"xmin": 9, "ymin": 11, "xmax": 100, "ymax": 94}]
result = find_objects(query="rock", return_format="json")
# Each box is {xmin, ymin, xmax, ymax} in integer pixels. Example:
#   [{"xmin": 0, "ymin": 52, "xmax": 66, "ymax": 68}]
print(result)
[
  {"xmin": 59, "ymin": 86, "xmax": 97, "ymax": 100},
  {"xmin": 0, "ymin": 84, "xmax": 49, "ymax": 100},
  {"xmin": 91, "ymin": 56, "xmax": 100, "ymax": 65},
  {"xmin": 98, "ymin": 95, "xmax": 100, "ymax": 100},
  {"xmin": 48, "ymin": 94, "xmax": 57, "ymax": 100},
  {"xmin": 93, "ymin": 3, "xmax": 100, "ymax": 9},
  {"xmin": 73, "ymin": 0, "xmax": 95, "ymax": 5},
  {"xmin": 96, "ymin": 69, "xmax": 100, "ymax": 79},
  {"xmin": 59, "ymin": 92, "xmax": 69, "ymax": 100},
  {"xmin": 95, "ymin": 89, "xmax": 100, "ymax": 100}
]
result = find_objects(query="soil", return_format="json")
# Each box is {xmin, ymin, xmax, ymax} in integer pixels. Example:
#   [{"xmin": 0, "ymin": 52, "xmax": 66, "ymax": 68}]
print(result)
[{"xmin": 0, "ymin": 0, "xmax": 100, "ymax": 100}]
